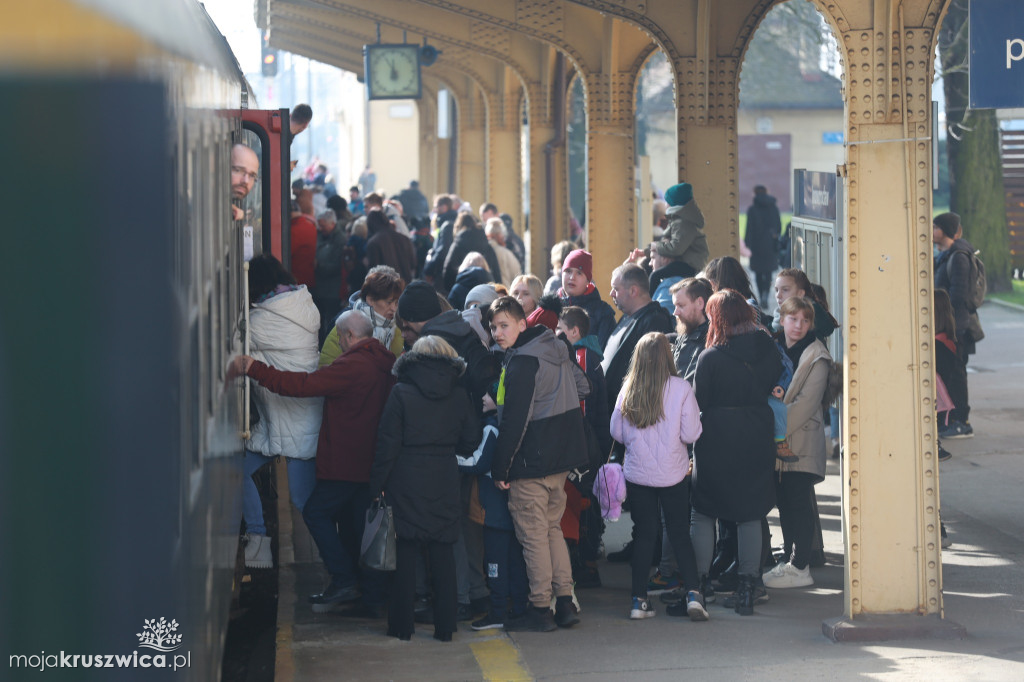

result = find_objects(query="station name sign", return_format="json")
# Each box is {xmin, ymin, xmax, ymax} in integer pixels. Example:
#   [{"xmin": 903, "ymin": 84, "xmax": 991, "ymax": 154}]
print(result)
[{"xmin": 970, "ymin": 0, "xmax": 1024, "ymax": 109}]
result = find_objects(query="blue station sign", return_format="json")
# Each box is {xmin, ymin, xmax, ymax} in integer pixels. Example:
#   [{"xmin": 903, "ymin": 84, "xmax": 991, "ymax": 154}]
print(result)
[{"xmin": 970, "ymin": 0, "xmax": 1024, "ymax": 109}]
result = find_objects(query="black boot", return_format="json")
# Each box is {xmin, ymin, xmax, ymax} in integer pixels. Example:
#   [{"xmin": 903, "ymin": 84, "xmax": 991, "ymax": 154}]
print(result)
[
  {"xmin": 554, "ymin": 595, "xmax": 580, "ymax": 628},
  {"xmin": 700, "ymin": 574, "xmax": 716, "ymax": 604},
  {"xmin": 734, "ymin": 575, "xmax": 755, "ymax": 616}
]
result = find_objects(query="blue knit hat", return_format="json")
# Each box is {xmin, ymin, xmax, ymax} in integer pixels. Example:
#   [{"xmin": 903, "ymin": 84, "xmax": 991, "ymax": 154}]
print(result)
[{"xmin": 664, "ymin": 182, "xmax": 693, "ymax": 207}]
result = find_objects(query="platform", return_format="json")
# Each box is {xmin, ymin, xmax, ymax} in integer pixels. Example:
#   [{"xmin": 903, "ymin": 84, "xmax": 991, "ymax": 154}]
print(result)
[{"xmin": 274, "ymin": 303, "xmax": 1024, "ymax": 681}]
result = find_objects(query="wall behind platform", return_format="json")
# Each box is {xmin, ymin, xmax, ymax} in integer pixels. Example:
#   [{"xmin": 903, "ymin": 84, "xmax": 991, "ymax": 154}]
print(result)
[{"xmin": 369, "ymin": 98, "xmax": 420, "ymax": 197}]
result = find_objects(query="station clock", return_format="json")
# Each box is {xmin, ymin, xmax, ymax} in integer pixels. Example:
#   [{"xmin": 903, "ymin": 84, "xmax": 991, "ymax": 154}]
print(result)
[{"xmin": 363, "ymin": 44, "xmax": 422, "ymax": 100}]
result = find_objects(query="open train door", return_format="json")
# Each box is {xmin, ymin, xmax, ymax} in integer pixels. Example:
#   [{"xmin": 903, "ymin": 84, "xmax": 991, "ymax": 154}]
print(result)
[{"xmin": 239, "ymin": 108, "xmax": 292, "ymax": 264}]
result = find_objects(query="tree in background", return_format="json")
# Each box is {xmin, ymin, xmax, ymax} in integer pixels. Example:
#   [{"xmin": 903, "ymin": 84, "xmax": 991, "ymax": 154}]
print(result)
[{"xmin": 939, "ymin": 0, "xmax": 1011, "ymax": 290}]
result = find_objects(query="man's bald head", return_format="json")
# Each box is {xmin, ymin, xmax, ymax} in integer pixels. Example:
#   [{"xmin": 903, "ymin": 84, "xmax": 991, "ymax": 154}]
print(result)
[
  {"xmin": 231, "ymin": 144, "xmax": 259, "ymax": 200},
  {"xmin": 336, "ymin": 310, "xmax": 374, "ymax": 352}
]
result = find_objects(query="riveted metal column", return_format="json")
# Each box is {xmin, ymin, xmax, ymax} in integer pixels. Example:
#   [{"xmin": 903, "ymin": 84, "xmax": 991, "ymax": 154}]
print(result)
[
  {"xmin": 455, "ymin": 81, "xmax": 489, "ymax": 209},
  {"xmin": 675, "ymin": 55, "xmax": 741, "ymax": 258},
  {"xmin": 418, "ymin": 86, "xmax": 439, "ymax": 201},
  {"xmin": 822, "ymin": 1, "xmax": 963, "ymax": 639},
  {"xmin": 526, "ymin": 75, "xmax": 564, "ymax": 278},
  {"xmin": 487, "ymin": 68, "xmax": 524, "ymax": 232}
]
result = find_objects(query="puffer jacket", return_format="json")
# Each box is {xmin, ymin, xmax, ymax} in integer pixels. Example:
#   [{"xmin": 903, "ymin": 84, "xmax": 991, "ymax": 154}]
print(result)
[
  {"xmin": 610, "ymin": 376, "xmax": 702, "ymax": 487},
  {"xmin": 246, "ymin": 285, "xmax": 323, "ymax": 460},
  {"xmin": 491, "ymin": 326, "xmax": 591, "ymax": 482},
  {"xmin": 655, "ymin": 201, "xmax": 709, "ymax": 274},
  {"xmin": 779, "ymin": 337, "xmax": 832, "ymax": 481},
  {"xmin": 369, "ymin": 352, "xmax": 479, "ymax": 542}
]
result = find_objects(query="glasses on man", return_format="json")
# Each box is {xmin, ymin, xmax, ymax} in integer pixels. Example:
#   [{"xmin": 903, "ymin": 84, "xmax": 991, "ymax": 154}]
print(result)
[{"xmin": 232, "ymin": 166, "xmax": 260, "ymax": 183}]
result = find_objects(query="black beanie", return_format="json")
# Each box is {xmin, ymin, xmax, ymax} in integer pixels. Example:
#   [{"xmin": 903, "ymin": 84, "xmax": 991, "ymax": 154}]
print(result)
[
  {"xmin": 398, "ymin": 280, "xmax": 442, "ymax": 323},
  {"xmin": 933, "ymin": 212, "xmax": 960, "ymax": 239}
]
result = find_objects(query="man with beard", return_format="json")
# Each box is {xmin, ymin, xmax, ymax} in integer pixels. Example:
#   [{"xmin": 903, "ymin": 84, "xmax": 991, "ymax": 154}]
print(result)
[{"xmin": 230, "ymin": 143, "xmax": 259, "ymax": 221}]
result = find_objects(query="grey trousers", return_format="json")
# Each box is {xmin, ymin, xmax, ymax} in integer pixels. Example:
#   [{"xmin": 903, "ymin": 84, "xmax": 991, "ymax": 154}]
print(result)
[{"xmin": 691, "ymin": 510, "xmax": 761, "ymax": 577}]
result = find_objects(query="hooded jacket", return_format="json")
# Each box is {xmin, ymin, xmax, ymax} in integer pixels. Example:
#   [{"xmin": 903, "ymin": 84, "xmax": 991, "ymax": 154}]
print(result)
[
  {"xmin": 446, "ymin": 266, "xmax": 493, "ymax": 311},
  {"xmin": 655, "ymin": 201, "xmax": 709, "ymax": 274},
  {"xmin": 491, "ymin": 326, "xmax": 591, "ymax": 482},
  {"xmin": 421, "ymin": 310, "xmax": 501, "ymax": 413},
  {"xmin": 650, "ymin": 260, "xmax": 697, "ymax": 312},
  {"xmin": 247, "ymin": 337, "xmax": 396, "ymax": 482},
  {"xmin": 558, "ymin": 284, "xmax": 618, "ymax": 348},
  {"xmin": 935, "ymin": 237, "xmax": 981, "ymax": 355},
  {"xmin": 692, "ymin": 330, "xmax": 782, "ymax": 522},
  {"xmin": 423, "ymin": 208, "xmax": 458, "ymax": 283},
  {"xmin": 369, "ymin": 352, "xmax": 479, "ymax": 543},
  {"xmin": 245, "ymin": 285, "xmax": 323, "ymax": 460}
]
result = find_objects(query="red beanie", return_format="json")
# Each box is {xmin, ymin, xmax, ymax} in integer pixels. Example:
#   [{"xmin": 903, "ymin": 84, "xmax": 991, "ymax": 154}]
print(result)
[
  {"xmin": 562, "ymin": 249, "xmax": 593, "ymax": 282},
  {"xmin": 527, "ymin": 294, "xmax": 563, "ymax": 331}
]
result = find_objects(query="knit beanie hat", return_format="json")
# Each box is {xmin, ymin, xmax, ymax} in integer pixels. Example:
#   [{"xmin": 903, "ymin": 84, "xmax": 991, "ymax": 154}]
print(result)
[
  {"xmin": 397, "ymin": 280, "xmax": 442, "ymax": 322},
  {"xmin": 562, "ymin": 249, "xmax": 593, "ymax": 282},
  {"xmin": 933, "ymin": 212, "xmax": 960, "ymax": 239},
  {"xmin": 526, "ymin": 294, "xmax": 562, "ymax": 331},
  {"xmin": 664, "ymin": 182, "xmax": 693, "ymax": 207},
  {"xmin": 464, "ymin": 283, "xmax": 500, "ymax": 309}
]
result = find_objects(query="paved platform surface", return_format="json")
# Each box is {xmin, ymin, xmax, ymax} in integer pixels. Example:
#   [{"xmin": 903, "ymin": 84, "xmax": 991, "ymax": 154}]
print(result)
[{"xmin": 275, "ymin": 302, "xmax": 1024, "ymax": 681}]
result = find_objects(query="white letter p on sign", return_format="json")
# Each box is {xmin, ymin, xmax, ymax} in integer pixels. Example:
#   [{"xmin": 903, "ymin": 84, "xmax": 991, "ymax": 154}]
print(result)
[{"xmin": 1007, "ymin": 39, "xmax": 1024, "ymax": 69}]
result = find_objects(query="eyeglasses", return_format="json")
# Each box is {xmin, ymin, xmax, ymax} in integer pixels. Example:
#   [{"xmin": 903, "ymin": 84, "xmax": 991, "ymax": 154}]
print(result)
[{"xmin": 232, "ymin": 166, "xmax": 259, "ymax": 183}]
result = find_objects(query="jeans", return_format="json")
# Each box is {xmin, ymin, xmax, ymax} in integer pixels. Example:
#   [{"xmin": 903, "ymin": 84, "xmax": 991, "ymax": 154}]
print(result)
[
  {"xmin": 301, "ymin": 479, "xmax": 386, "ymax": 606},
  {"xmin": 775, "ymin": 472, "xmax": 818, "ymax": 570},
  {"xmin": 627, "ymin": 479, "xmax": 699, "ymax": 597},
  {"xmin": 692, "ymin": 511, "xmax": 761, "ymax": 577},
  {"xmin": 482, "ymin": 527, "xmax": 529, "ymax": 618},
  {"xmin": 769, "ymin": 397, "xmax": 787, "ymax": 441},
  {"xmin": 243, "ymin": 451, "xmax": 317, "ymax": 536}
]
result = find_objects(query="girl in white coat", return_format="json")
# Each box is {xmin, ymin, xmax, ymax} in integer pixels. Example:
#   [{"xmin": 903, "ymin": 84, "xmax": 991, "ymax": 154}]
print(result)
[
  {"xmin": 610, "ymin": 332, "xmax": 705, "ymax": 621},
  {"xmin": 242, "ymin": 255, "xmax": 324, "ymax": 568}
]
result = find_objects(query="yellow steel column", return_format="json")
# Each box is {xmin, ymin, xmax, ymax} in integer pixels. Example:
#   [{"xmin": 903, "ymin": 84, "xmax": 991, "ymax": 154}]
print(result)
[
  {"xmin": 821, "ymin": 0, "xmax": 963, "ymax": 639},
  {"xmin": 526, "ymin": 76, "xmax": 562, "ymax": 278},
  {"xmin": 487, "ymin": 67, "xmax": 524, "ymax": 232},
  {"xmin": 418, "ymin": 86, "xmax": 439, "ymax": 202},
  {"xmin": 456, "ymin": 82, "xmax": 489, "ymax": 210}
]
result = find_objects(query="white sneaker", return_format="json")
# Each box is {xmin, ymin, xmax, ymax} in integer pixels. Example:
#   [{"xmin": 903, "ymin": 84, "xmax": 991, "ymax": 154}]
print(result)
[
  {"xmin": 762, "ymin": 561, "xmax": 813, "ymax": 588},
  {"xmin": 244, "ymin": 533, "xmax": 273, "ymax": 569}
]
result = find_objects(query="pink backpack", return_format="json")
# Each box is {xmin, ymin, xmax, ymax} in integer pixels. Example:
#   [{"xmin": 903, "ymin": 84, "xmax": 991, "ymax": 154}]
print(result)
[{"xmin": 593, "ymin": 463, "xmax": 626, "ymax": 521}]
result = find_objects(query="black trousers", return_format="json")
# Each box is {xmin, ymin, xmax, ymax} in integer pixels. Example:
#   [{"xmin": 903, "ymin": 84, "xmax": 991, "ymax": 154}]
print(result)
[
  {"xmin": 627, "ymin": 478, "xmax": 699, "ymax": 597},
  {"xmin": 754, "ymin": 270, "xmax": 774, "ymax": 307},
  {"xmin": 775, "ymin": 472, "xmax": 818, "ymax": 570},
  {"xmin": 390, "ymin": 538, "xmax": 457, "ymax": 639}
]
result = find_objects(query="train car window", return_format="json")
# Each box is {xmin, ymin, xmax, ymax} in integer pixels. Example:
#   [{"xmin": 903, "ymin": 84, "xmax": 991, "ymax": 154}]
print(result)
[{"xmin": 239, "ymin": 130, "xmax": 264, "ymax": 260}]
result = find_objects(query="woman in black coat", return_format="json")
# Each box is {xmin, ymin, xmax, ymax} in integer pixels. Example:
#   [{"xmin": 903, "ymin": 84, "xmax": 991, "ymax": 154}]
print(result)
[
  {"xmin": 369, "ymin": 336, "xmax": 480, "ymax": 641},
  {"xmin": 691, "ymin": 290, "xmax": 782, "ymax": 615},
  {"xmin": 442, "ymin": 212, "xmax": 502, "ymax": 292}
]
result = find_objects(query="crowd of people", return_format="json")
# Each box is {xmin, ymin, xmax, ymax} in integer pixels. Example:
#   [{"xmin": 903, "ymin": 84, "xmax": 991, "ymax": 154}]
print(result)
[{"xmin": 226, "ymin": 171, "xmax": 974, "ymax": 642}]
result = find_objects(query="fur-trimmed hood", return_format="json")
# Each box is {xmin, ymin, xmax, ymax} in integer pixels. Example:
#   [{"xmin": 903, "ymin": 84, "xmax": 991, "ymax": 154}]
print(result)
[{"xmin": 393, "ymin": 351, "xmax": 468, "ymax": 400}]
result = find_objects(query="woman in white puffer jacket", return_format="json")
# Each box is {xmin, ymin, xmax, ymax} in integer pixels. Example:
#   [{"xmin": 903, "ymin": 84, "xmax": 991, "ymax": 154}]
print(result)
[
  {"xmin": 242, "ymin": 254, "xmax": 323, "ymax": 568},
  {"xmin": 610, "ymin": 332, "xmax": 704, "ymax": 622}
]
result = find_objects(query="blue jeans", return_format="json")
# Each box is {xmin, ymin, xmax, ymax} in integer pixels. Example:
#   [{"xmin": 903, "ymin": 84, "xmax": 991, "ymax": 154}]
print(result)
[
  {"xmin": 768, "ymin": 396, "xmax": 787, "ymax": 441},
  {"xmin": 301, "ymin": 479, "xmax": 385, "ymax": 606},
  {"xmin": 243, "ymin": 451, "xmax": 317, "ymax": 536}
]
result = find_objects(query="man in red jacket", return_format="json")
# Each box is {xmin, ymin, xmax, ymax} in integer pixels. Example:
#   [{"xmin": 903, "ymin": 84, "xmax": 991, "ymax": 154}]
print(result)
[{"xmin": 231, "ymin": 311, "xmax": 396, "ymax": 616}]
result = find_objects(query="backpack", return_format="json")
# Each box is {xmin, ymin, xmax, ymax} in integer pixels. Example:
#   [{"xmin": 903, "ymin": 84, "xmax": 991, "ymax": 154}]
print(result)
[
  {"xmin": 821, "ymin": 360, "xmax": 843, "ymax": 409},
  {"xmin": 947, "ymin": 248, "xmax": 987, "ymax": 311}
]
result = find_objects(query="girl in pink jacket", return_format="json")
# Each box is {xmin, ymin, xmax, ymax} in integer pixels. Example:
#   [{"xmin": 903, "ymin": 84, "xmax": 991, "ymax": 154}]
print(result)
[{"xmin": 610, "ymin": 332, "xmax": 705, "ymax": 622}]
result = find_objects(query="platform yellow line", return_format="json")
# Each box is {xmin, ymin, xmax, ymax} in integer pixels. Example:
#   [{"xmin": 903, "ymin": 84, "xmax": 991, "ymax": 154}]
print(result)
[{"xmin": 470, "ymin": 636, "xmax": 533, "ymax": 681}]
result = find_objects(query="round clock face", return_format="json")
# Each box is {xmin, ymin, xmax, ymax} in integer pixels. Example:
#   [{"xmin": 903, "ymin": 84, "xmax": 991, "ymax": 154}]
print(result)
[{"xmin": 367, "ymin": 46, "xmax": 420, "ymax": 98}]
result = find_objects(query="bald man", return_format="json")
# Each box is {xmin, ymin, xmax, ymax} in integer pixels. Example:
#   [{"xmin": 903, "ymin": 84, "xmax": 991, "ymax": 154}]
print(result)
[
  {"xmin": 231, "ymin": 143, "xmax": 259, "ymax": 220},
  {"xmin": 231, "ymin": 311, "xmax": 397, "ymax": 616}
]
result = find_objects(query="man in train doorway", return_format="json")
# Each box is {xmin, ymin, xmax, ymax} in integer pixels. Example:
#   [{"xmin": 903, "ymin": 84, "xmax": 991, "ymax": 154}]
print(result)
[{"xmin": 230, "ymin": 143, "xmax": 259, "ymax": 221}]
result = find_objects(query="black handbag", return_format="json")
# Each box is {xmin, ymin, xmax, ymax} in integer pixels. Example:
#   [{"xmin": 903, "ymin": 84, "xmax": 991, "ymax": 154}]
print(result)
[{"xmin": 360, "ymin": 496, "xmax": 397, "ymax": 571}]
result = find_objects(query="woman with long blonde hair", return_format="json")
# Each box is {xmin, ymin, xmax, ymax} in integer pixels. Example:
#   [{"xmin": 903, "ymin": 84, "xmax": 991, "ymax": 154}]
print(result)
[{"xmin": 610, "ymin": 332, "xmax": 705, "ymax": 621}]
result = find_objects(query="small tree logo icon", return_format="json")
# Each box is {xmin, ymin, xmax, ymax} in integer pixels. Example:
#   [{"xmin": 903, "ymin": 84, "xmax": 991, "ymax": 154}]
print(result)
[{"xmin": 136, "ymin": 617, "xmax": 183, "ymax": 652}]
